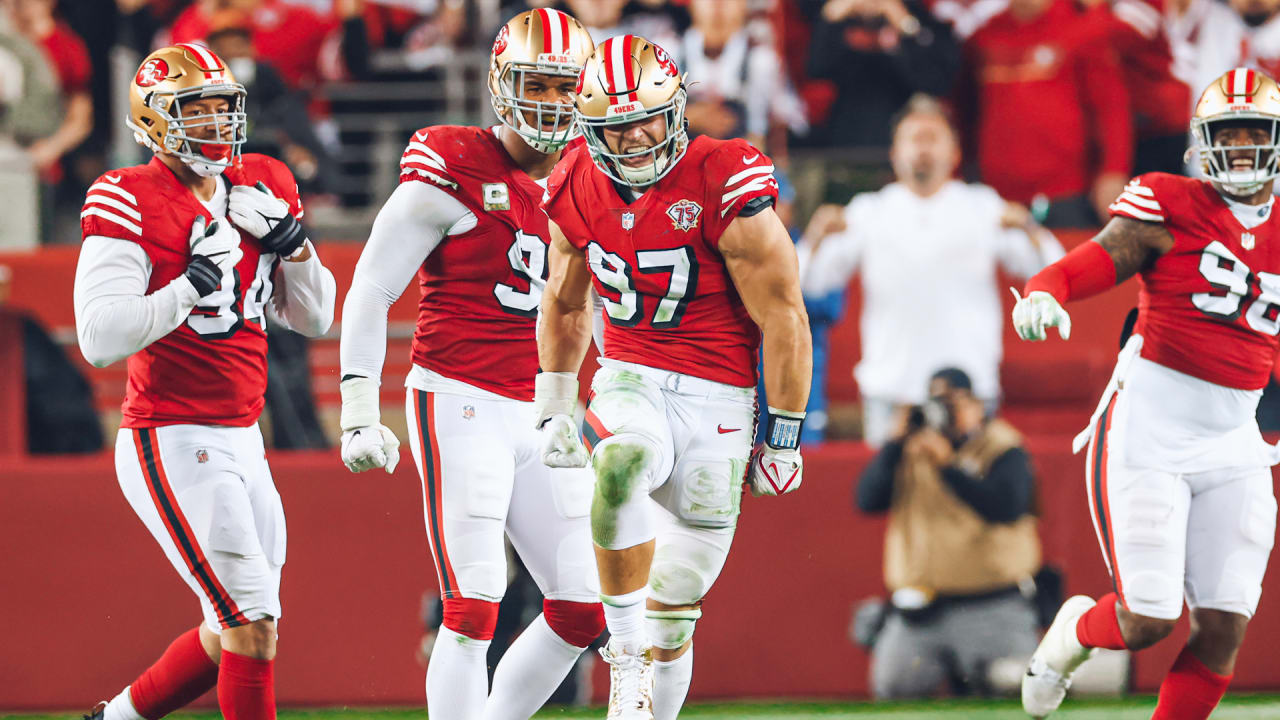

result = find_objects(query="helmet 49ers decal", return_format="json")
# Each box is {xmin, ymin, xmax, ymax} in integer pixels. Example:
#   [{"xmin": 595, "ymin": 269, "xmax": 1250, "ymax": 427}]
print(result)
[
  {"xmin": 136, "ymin": 58, "xmax": 170, "ymax": 87},
  {"xmin": 493, "ymin": 25, "xmax": 509, "ymax": 56},
  {"xmin": 653, "ymin": 44, "xmax": 678, "ymax": 78}
]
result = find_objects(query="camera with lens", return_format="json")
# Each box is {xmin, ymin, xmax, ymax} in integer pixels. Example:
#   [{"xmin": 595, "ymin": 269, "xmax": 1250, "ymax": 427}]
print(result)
[{"xmin": 906, "ymin": 397, "xmax": 952, "ymax": 433}]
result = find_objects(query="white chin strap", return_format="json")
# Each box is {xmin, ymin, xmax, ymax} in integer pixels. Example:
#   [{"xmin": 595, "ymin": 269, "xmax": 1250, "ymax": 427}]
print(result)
[
  {"xmin": 616, "ymin": 151, "xmax": 671, "ymax": 186},
  {"xmin": 186, "ymin": 158, "xmax": 229, "ymax": 178},
  {"xmin": 514, "ymin": 114, "xmax": 570, "ymax": 154},
  {"xmin": 1219, "ymin": 169, "xmax": 1267, "ymax": 196}
]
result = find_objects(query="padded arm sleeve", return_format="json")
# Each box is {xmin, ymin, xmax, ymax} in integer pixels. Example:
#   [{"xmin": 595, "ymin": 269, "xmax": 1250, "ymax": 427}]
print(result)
[
  {"xmin": 339, "ymin": 181, "xmax": 476, "ymax": 381},
  {"xmin": 1022, "ymin": 240, "xmax": 1116, "ymax": 304},
  {"xmin": 73, "ymin": 236, "xmax": 202, "ymax": 368}
]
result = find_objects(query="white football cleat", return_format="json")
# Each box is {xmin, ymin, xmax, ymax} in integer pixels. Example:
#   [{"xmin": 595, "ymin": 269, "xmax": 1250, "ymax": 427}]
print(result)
[
  {"xmin": 1022, "ymin": 595, "xmax": 1099, "ymax": 718},
  {"xmin": 600, "ymin": 640, "xmax": 655, "ymax": 720}
]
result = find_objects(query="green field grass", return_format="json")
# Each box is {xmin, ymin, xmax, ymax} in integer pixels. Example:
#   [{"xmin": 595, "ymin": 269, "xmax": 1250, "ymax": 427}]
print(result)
[{"xmin": 7, "ymin": 696, "xmax": 1280, "ymax": 720}]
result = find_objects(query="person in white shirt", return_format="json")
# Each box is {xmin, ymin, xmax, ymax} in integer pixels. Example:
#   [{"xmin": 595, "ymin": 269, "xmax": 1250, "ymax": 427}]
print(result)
[{"xmin": 798, "ymin": 94, "xmax": 1063, "ymax": 446}]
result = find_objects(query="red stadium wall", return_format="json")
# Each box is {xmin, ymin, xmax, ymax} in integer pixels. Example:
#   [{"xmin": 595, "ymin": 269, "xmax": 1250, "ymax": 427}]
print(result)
[{"xmin": 4, "ymin": 446, "xmax": 1280, "ymax": 710}]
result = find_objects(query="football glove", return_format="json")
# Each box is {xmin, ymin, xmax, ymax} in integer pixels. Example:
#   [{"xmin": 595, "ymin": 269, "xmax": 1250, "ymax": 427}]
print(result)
[
  {"xmin": 229, "ymin": 181, "xmax": 307, "ymax": 258},
  {"xmin": 747, "ymin": 408, "xmax": 806, "ymax": 497},
  {"xmin": 534, "ymin": 372, "xmax": 589, "ymax": 468},
  {"xmin": 339, "ymin": 376, "xmax": 400, "ymax": 474},
  {"xmin": 1010, "ymin": 287, "xmax": 1072, "ymax": 341},
  {"xmin": 185, "ymin": 215, "xmax": 243, "ymax": 298}
]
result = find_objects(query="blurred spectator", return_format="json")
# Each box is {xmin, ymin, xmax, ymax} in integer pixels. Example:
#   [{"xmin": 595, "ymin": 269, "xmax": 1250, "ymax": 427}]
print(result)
[
  {"xmin": 3, "ymin": 0, "xmax": 92, "ymax": 237},
  {"xmin": 0, "ymin": 264, "xmax": 104, "ymax": 453},
  {"xmin": 330, "ymin": 0, "xmax": 466, "ymax": 78},
  {"xmin": 797, "ymin": 95, "xmax": 1062, "ymax": 446},
  {"xmin": 264, "ymin": 329, "xmax": 329, "ymax": 449},
  {"xmin": 678, "ymin": 0, "xmax": 806, "ymax": 150},
  {"xmin": 1237, "ymin": 0, "xmax": 1280, "ymax": 81},
  {"xmin": 205, "ymin": 14, "xmax": 334, "ymax": 192},
  {"xmin": 1107, "ymin": 0, "xmax": 1192, "ymax": 175},
  {"xmin": 558, "ymin": 0, "xmax": 682, "ymax": 50},
  {"xmin": 1169, "ymin": 0, "xmax": 1245, "ymax": 104},
  {"xmin": 959, "ymin": 0, "xmax": 1132, "ymax": 227},
  {"xmin": 855, "ymin": 367, "xmax": 1041, "ymax": 699},
  {"xmin": 169, "ymin": 0, "xmax": 336, "ymax": 90},
  {"xmin": 802, "ymin": 0, "xmax": 960, "ymax": 149},
  {"xmin": 0, "ymin": 8, "xmax": 57, "ymax": 248}
]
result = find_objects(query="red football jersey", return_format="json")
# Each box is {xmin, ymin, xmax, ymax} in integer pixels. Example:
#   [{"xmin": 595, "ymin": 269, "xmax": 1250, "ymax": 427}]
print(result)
[
  {"xmin": 542, "ymin": 136, "xmax": 778, "ymax": 387},
  {"xmin": 398, "ymin": 125, "xmax": 552, "ymax": 401},
  {"xmin": 1109, "ymin": 172, "xmax": 1280, "ymax": 389},
  {"xmin": 80, "ymin": 154, "xmax": 304, "ymax": 427}
]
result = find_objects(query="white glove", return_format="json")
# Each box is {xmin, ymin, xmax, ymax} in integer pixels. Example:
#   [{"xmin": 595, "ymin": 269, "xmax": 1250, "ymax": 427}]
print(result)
[
  {"xmin": 534, "ymin": 372, "xmax": 588, "ymax": 468},
  {"xmin": 748, "ymin": 445, "xmax": 804, "ymax": 496},
  {"xmin": 339, "ymin": 376, "xmax": 400, "ymax": 474},
  {"xmin": 229, "ymin": 182, "xmax": 307, "ymax": 258},
  {"xmin": 1010, "ymin": 287, "xmax": 1072, "ymax": 341},
  {"xmin": 185, "ymin": 215, "xmax": 243, "ymax": 298}
]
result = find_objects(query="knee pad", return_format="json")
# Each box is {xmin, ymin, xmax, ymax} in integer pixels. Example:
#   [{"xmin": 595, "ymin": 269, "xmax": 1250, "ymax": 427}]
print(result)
[
  {"xmin": 647, "ymin": 528, "xmax": 732, "ymax": 607},
  {"xmin": 543, "ymin": 599, "xmax": 605, "ymax": 648},
  {"xmin": 645, "ymin": 606, "xmax": 701, "ymax": 650},
  {"xmin": 441, "ymin": 597, "xmax": 500, "ymax": 641},
  {"xmin": 591, "ymin": 437, "xmax": 658, "ymax": 549}
]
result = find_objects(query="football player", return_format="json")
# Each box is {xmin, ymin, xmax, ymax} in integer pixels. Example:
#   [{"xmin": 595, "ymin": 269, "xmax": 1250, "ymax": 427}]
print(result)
[
  {"xmin": 1012, "ymin": 68, "xmax": 1280, "ymax": 720},
  {"xmin": 337, "ymin": 10, "xmax": 604, "ymax": 720},
  {"xmin": 537, "ymin": 36, "xmax": 813, "ymax": 720},
  {"xmin": 74, "ymin": 44, "xmax": 335, "ymax": 720}
]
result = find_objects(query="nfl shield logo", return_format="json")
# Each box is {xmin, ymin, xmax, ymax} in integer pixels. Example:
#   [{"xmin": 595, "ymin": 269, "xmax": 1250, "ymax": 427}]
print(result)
[
  {"xmin": 462, "ymin": 405, "xmax": 475, "ymax": 420},
  {"xmin": 1243, "ymin": 232, "xmax": 1256, "ymax": 250},
  {"xmin": 621, "ymin": 211, "xmax": 635, "ymax": 230},
  {"xmin": 195, "ymin": 449, "xmax": 209, "ymax": 464}
]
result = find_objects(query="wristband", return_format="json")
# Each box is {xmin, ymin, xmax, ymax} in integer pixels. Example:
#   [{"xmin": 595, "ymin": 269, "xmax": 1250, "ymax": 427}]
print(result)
[
  {"xmin": 765, "ymin": 406, "xmax": 806, "ymax": 450},
  {"xmin": 340, "ymin": 376, "xmax": 381, "ymax": 431},
  {"xmin": 185, "ymin": 255, "xmax": 222, "ymax": 297}
]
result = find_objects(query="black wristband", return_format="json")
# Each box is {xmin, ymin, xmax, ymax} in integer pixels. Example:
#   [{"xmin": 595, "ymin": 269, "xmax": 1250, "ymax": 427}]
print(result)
[
  {"xmin": 765, "ymin": 412, "xmax": 804, "ymax": 450},
  {"xmin": 185, "ymin": 255, "xmax": 222, "ymax": 296},
  {"xmin": 259, "ymin": 213, "xmax": 306, "ymax": 257}
]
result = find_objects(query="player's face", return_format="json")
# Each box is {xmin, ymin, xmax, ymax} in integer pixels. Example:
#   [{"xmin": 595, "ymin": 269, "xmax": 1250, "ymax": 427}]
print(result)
[
  {"xmin": 180, "ymin": 97, "xmax": 235, "ymax": 143},
  {"xmin": 602, "ymin": 114, "xmax": 669, "ymax": 167},
  {"xmin": 1212, "ymin": 125, "xmax": 1273, "ymax": 171},
  {"xmin": 890, "ymin": 112, "xmax": 959, "ymax": 188},
  {"xmin": 518, "ymin": 71, "xmax": 578, "ymax": 130}
]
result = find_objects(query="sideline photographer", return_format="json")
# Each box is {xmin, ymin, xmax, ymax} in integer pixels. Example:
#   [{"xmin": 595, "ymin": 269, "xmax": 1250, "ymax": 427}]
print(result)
[{"xmin": 854, "ymin": 367, "xmax": 1042, "ymax": 698}]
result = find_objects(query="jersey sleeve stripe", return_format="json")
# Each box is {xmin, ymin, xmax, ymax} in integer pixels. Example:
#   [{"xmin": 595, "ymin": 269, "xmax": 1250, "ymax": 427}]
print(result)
[
  {"xmin": 403, "ymin": 152, "xmax": 448, "ymax": 175},
  {"xmin": 1116, "ymin": 191, "xmax": 1162, "ymax": 212},
  {"xmin": 88, "ymin": 181, "xmax": 137, "ymax": 204},
  {"xmin": 724, "ymin": 164, "xmax": 775, "ymax": 189},
  {"xmin": 406, "ymin": 141, "xmax": 449, "ymax": 168},
  {"xmin": 1109, "ymin": 200, "xmax": 1165, "ymax": 222},
  {"xmin": 81, "ymin": 207, "xmax": 143, "ymax": 236},
  {"xmin": 85, "ymin": 193, "xmax": 143, "ymax": 221},
  {"xmin": 1113, "ymin": 0, "xmax": 1160, "ymax": 38},
  {"xmin": 1123, "ymin": 182, "xmax": 1154, "ymax": 197},
  {"xmin": 401, "ymin": 167, "xmax": 459, "ymax": 188},
  {"xmin": 721, "ymin": 178, "xmax": 775, "ymax": 216}
]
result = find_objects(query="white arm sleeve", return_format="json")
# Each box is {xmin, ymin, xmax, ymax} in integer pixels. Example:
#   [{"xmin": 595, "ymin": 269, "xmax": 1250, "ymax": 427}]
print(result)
[
  {"xmin": 266, "ymin": 241, "xmax": 338, "ymax": 337},
  {"xmin": 798, "ymin": 202, "xmax": 863, "ymax": 297},
  {"xmin": 73, "ymin": 235, "xmax": 202, "ymax": 368},
  {"xmin": 339, "ymin": 181, "xmax": 477, "ymax": 381}
]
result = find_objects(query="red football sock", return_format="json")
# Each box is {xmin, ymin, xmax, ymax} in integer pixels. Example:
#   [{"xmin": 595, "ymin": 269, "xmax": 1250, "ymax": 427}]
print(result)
[
  {"xmin": 1151, "ymin": 647, "xmax": 1232, "ymax": 720},
  {"xmin": 1075, "ymin": 593, "xmax": 1129, "ymax": 650},
  {"xmin": 128, "ymin": 627, "xmax": 219, "ymax": 720},
  {"xmin": 217, "ymin": 650, "xmax": 276, "ymax": 720}
]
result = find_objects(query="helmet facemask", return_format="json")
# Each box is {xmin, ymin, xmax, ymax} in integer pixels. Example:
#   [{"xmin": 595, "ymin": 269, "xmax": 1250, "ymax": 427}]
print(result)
[
  {"xmin": 578, "ymin": 88, "xmax": 689, "ymax": 187},
  {"xmin": 1193, "ymin": 115, "xmax": 1280, "ymax": 196},
  {"xmin": 128, "ymin": 83, "xmax": 247, "ymax": 177},
  {"xmin": 492, "ymin": 61, "xmax": 581, "ymax": 154}
]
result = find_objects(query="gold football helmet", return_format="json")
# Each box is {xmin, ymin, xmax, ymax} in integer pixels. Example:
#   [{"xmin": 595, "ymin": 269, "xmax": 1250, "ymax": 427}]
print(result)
[
  {"xmin": 488, "ymin": 9, "xmax": 593, "ymax": 153},
  {"xmin": 126, "ymin": 43, "xmax": 247, "ymax": 176},
  {"xmin": 1191, "ymin": 67, "xmax": 1280, "ymax": 195},
  {"xmin": 575, "ymin": 35, "xmax": 688, "ymax": 186}
]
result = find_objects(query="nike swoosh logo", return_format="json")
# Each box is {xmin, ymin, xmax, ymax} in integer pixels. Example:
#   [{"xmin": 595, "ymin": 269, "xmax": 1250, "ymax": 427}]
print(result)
[
  {"xmin": 414, "ymin": 129, "xmax": 429, "ymax": 142},
  {"xmin": 717, "ymin": 425, "xmax": 740, "ymax": 434},
  {"xmin": 742, "ymin": 153, "xmax": 759, "ymax": 164},
  {"xmin": 105, "ymin": 174, "xmax": 121, "ymax": 183}
]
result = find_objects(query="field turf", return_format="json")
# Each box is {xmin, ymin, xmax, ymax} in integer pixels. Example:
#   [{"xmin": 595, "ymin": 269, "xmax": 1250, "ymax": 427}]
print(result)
[{"xmin": 8, "ymin": 696, "xmax": 1280, "ymax": 720}]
